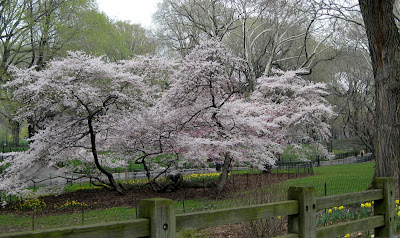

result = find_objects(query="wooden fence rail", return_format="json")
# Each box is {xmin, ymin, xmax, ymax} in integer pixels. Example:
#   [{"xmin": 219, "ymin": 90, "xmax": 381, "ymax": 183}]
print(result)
[{"xmin": 0, "ymin": 177, "xmax": 396, "ymax": 238}]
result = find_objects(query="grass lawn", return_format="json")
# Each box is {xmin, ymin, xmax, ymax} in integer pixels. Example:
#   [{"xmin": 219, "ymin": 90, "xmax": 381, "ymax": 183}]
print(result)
[
  {"xmin": 0, "ymin": 207, "xmax": 137, "ymax": 234},
  {"xmin": 284, "ymin": 162, "xmax": 374, "ymax": 196}
]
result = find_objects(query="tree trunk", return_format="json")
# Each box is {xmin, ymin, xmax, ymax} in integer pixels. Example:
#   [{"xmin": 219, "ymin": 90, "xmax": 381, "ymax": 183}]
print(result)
[
  {"xmin": 28, "ymin": 121, "xmax": 35, "ymax": 139},
  {"xmin": 9, "ymin": 120, "xmax": 20, "ymax": 146},
  {"xmin": 216, "ymin": 152, "xmax": 232, "ymax": 195},
  {"xmin": 359, "ymin": 1, "xmax": 400, "ymax": 180},
  {"xmin": 88, "ymin": 118, "xmax": 125, "ymax": 195},
  {"xmin": 263, "ymin": 33, "xmax": 278, "ymax": 77}
]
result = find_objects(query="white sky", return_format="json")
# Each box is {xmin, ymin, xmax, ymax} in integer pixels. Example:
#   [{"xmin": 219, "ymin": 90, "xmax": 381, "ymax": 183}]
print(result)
[{"xmin": 96, "ymin": 0, "xmax": 162, "ymax": 28}]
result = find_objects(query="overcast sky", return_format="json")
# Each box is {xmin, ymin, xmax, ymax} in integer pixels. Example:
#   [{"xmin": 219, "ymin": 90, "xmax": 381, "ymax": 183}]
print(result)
[{"xmin": 96, "ymin": 0, "xmax": 162, "ymax": 28}]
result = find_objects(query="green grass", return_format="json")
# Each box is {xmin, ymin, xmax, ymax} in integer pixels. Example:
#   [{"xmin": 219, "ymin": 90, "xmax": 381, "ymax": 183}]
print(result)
[
  {"xmin": 177, "ymin": 229, "xmax": 207, "ymax": 238},
  {"xmin": 284, "ymin": 162, "xmax": 374, "ymax": 196},
  {"xmin": 332, "ymin": 150, "xmax": 349, "ymax": 154},
  {"xmin": 0, "ymin": 207, "xmax": 137, "ymax": 234},
  {"xmin": 63, "ymin": 182, "xmax": 103, "ymax": 193},
  {"xmin": 0, "ymin": 145, "xmax": 29, "ymax": 153}
]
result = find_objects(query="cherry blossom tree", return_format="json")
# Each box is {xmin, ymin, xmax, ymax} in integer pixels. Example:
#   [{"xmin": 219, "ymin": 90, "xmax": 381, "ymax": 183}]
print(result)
[
  {"xmin": 158, "ymin": 40, "xmax": 334, "ymax": 193},
  {"xmin": 255, "ymin": 70, "xmax": 335, "ymax": 159},
  {"xmin": 1, "ymin": 52, "xmax": 146, "ymax": 196}
]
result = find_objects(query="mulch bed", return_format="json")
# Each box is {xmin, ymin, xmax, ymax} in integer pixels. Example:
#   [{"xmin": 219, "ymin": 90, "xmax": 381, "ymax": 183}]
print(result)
[{"xmin": 0, "ymin": 173, "xmax": 306, "ymax": 216}]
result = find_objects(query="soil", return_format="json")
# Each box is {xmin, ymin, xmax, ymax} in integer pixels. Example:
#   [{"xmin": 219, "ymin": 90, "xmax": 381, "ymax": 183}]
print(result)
[{"xmin": 0, "ymin": 173, "xmax": 304, "ymax": 216}]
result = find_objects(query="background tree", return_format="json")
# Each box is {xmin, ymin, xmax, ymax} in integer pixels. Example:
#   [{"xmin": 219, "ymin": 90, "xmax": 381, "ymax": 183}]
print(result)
[
  {"xmin": 115, "ymin": 21, "xmax": 158, "ymax": 57},
  {"xmin": 0, "ymin": 0, "xmax": 97, "ymax": 144},
  {"xmin": 154, "ymin": 0, "xmax": 238, "ymax": 57},
  {"xmin": 327, "ymin": 48, "xmax": 375, "ymax": 152},
  {"xmin": 304, "ymin": 0, "xmax": 377, "ymax": 156},
  {"xmin": 0, "ymin": 0, "xmax": 33, "ymax": 145},
  {"xmin": 155, "ymin": 0, "xmax": 337, "ymax": 92},
  {"xmin": 59, "ymin": 10, "xmax": 130, "ymax": 61},
  {"xmin": 1, "ymin": 0, "xmax": 157, "ymax": 145}
]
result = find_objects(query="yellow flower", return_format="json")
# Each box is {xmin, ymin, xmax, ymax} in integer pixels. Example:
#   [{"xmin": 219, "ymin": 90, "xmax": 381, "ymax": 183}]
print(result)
[
  {"xmin": 398, "ymin": 211, "xmax": 400, "ymax": 217},
  {"xmin": 361, "ymin": 204, "xmax": 365, "ymax": 208},
  {"xmin": 277, "ymin": 216, "xmax": 281, "ymax": 220},
  {"xmin": 365, "ymin": 202, "xmax": 372, "ymax": 208},
  {"xmin": 345, "ymin": 234, "xmax": 350, "ymax": 238},
  {"xmin": 396, "ymin": 200, "xmax": 399, "ymax": 205},
  {"xmin": 372, "ymin": 201, "xmax": 374, "ymax": 204},
  {"xmin": 328, "ymin": 209, "xmax": 332, "ymax": 213},
  {"xmin": 339, "ymin": 206, "xmax": 344, "ymax": 210},
  {"xmin": 334, "ymin": 207, "xmax": 338, "ymax": 210}
]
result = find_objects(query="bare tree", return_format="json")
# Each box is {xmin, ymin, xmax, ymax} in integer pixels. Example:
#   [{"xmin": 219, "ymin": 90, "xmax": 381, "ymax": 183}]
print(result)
[
  {"xmin": 328, "ymin": 50, "xmax": 375, "ymax": 151},
  {"xmin": 154, "ymin": 0, "xmax": 238, "ymax": 57},
  {"xmin": 155, "ymin": 0, "xmax": 337, "ymax": 91}
]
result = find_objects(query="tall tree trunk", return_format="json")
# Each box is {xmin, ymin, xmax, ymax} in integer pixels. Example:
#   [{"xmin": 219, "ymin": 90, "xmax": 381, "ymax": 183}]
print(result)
[
  {"xmin": 242, "ymin": 18, "xmax": 256, "ymax": 91},
  {"xmin": 8, "ymin": 119, "xmax": 20, "ymax": 146},
  {"xmin": 11, "ymin": 120, "xmax": 20, "ymax": 146},
  {"xmin": 263, "ymin": 33, "xmax": 278, "ymax": 77},
  {"xmin": 216, "ymin": 152, "xmax": 232, "ymax": 195},
  {"xmin": 359, "ymin": 1, "xmax": 400, "ymax": 180}
]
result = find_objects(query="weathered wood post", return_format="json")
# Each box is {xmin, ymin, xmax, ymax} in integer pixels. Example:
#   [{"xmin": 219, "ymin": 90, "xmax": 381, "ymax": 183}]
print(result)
[
  {"xmin": 288, "ymin": 186, "xmax": 316, "ymax": 238},
  {"xmin": 138, "ymin": 198, "xmax": 176, "ymax": 238},
  {"xmin": 373, "ymin": 177, "xmax": 396, "ymax": 237}
]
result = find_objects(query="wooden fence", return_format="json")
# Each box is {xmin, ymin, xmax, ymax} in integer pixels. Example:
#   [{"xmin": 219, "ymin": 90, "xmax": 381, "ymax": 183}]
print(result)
[{"xmin": 0, "ymin": 177, "xmax": 396, "ymax": 238}]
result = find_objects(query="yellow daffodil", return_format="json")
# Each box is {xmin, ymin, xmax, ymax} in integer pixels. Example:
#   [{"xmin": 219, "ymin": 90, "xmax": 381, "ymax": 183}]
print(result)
[
  {"xmin": 277, "ymin": 216, "xmax": 281, "ymax": 219},
  {"xmin": 361, "ymin": 204, "xmax": 365, "ymax": 208},
  {"xmin": 345, "ymin": 234, "xmax": 350, "ymax": 238},
  {"xmin": 396, "ymin": 199, "xmax": 399, "ymax": 205},
  {"xmin": 339, "ymin": 206, "xmax": 344, "ymax": 210},
  {"xmin": 328, "ymin": 209, "xmax": 332, "ymax": 213}
]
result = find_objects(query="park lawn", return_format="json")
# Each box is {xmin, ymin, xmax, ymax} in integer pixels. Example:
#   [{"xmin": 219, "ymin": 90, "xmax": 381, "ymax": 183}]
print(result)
[
  {"xmin": 332, "ymin": 149, "xmax": 349, "ymax": 154},
  {"xmin": 284, "ymin": 161, "xmax": 375, "ymax": 196},
  {"xmin": 0, "ymin": 207, "xmax": 137, "ymax": 234}
]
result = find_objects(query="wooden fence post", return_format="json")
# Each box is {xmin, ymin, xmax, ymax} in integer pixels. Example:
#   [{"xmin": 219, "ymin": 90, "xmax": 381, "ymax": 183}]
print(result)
[
  {"xmin": 288, "ymin": 186, "xmax": 316, "ymax": 238},
  {"xmin": 138, "ymin": 198, "xmax": 176, "ymax": 238},
  {"xmin": 373, "ymin": 177, "xmax": 396, "ymax": 237}
]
